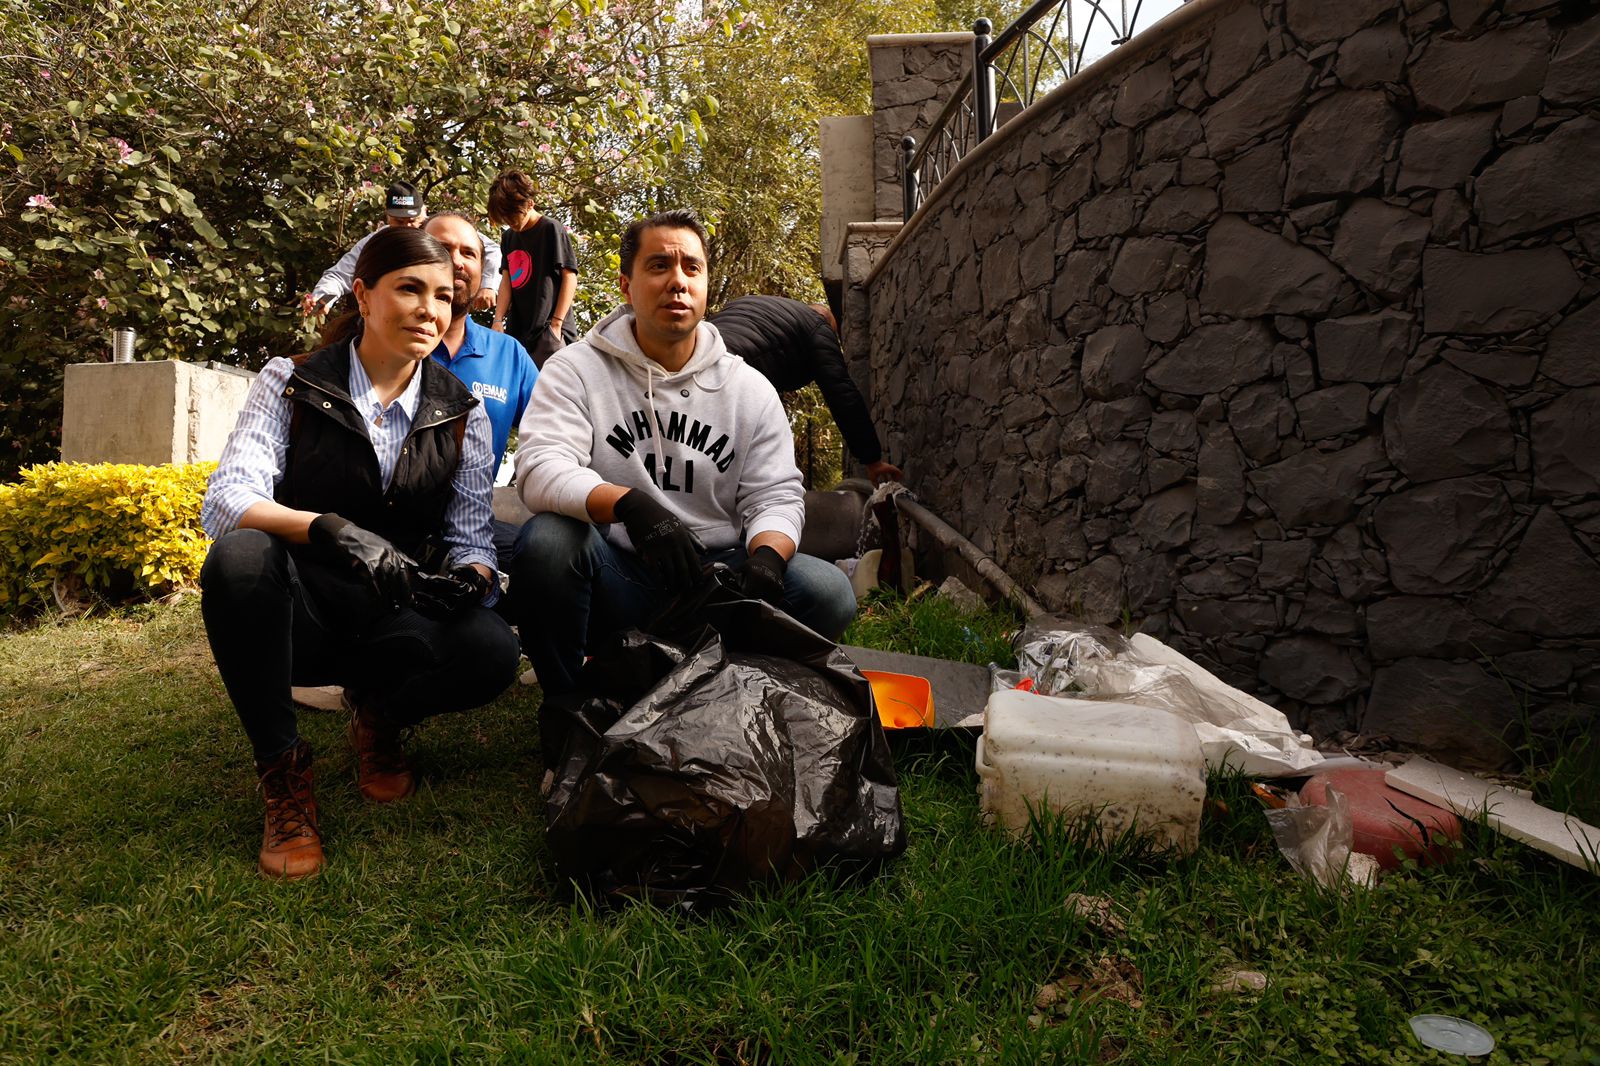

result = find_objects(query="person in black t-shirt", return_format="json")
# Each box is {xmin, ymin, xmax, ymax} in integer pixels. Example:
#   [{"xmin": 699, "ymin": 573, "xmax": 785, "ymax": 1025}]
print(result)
[{"xmin": 487, "ymin": 170, "xmax": 579, "ymax": 368}]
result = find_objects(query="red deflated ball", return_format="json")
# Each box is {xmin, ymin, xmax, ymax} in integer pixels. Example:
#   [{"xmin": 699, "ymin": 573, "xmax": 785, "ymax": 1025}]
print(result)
[{"xmin": 1300, "ymin": 767, "xmax": 1462, "ymax": 869}]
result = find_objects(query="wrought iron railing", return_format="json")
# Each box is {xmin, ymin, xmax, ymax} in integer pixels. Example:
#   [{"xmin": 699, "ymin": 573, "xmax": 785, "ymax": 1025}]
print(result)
[{"xmin": 902, "ymin": 1, "xmax": 1157, "ymax": 220}]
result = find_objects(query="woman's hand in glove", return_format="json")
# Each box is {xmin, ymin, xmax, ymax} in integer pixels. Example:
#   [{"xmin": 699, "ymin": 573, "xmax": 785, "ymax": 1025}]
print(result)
[
  {"xmin": 308, "ymin": 513, "xmax": 417, "ymax": 609},
  {"xmin": 613, "ymin": 489, "xmax": 704, "ymax": 592},
  {"xmin": 412, "ymin": 565, "xmax": 493, "ymax": 618}
]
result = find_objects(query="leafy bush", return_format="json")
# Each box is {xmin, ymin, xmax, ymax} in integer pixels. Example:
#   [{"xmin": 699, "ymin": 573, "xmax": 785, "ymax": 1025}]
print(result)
[
  {"xmin": 0, "ymin": 0, "xmax": 733, "ymax": 477},
  {"xmin": 0, "ymin": 461, "xmax": 213, "ymax": 615}
]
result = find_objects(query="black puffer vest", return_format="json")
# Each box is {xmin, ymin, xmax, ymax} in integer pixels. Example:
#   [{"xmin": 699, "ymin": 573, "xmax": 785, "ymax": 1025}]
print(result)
[{"xmin": 274, "ymin": 341, "xmax": 479, "ymax": 565}]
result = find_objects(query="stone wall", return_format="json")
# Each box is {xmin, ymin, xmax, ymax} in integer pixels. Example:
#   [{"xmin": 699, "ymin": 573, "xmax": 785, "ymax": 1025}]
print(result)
[
  {"xmin": 869, "ymin": 32, "xmax": 976, "ymax": 221},
  {"xmin": 866, "ymin": 0, "xmax": 1600, "ymax": 767},
  {"xmin": 840, "ymin": 222, "xmax": 903, "ymax": 398}
]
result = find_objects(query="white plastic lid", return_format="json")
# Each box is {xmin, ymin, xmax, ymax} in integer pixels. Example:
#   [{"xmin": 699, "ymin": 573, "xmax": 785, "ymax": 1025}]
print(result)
[{"xmin": 1407, "ymin": 1015, "xmax": 1494, "ymax": 1056}]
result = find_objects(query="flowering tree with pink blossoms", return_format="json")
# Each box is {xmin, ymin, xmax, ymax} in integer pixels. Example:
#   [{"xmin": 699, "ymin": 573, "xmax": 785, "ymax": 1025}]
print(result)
[{"xmin": 0, "ymin": 0, "xmax": 731, "ymax": 475}]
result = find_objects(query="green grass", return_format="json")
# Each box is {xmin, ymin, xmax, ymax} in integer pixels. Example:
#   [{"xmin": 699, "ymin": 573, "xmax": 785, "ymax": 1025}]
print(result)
[
  {"xmin": 842, "ymin": 585, "xmax": 1023, "ymax": 668},
  {"xmin": 2, "ymin": 597, "xmax": 1597, "ymax": 1063}
]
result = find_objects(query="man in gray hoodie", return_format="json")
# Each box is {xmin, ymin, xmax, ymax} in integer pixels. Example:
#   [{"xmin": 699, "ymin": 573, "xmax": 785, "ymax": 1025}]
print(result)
[{"xmin": 507, "ymin": 210, "xmax": 858, "ymax": 693}]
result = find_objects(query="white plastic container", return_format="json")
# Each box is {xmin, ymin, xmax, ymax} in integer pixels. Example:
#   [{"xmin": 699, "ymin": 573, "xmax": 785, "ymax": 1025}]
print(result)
[{"xmin": 976, "ymin": 690, "xmax": 1207, "ymax": 854}]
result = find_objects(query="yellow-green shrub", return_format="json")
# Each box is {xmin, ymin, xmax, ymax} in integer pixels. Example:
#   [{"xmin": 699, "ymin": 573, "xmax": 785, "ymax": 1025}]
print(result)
[{"xmin": 0, "ymin": 462, "xmax": 214, "ymax": 613}]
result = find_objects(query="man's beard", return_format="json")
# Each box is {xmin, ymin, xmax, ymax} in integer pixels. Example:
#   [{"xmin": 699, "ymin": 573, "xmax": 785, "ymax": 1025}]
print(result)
[{"xmin": 450, "ymin": 277, "xmax": 472, "ymax": 318}]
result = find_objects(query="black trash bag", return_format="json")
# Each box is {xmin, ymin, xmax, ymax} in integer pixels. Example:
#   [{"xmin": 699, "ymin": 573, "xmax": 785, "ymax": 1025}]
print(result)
[{"xmin": 542, "ymin": 567, "xmax": 906, "ymax": 912}]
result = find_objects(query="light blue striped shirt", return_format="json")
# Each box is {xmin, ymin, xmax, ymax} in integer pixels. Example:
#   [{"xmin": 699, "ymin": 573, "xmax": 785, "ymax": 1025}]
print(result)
[{"xmin": 202, "ymin": 344, "xmax": 498, "ymax": 576}]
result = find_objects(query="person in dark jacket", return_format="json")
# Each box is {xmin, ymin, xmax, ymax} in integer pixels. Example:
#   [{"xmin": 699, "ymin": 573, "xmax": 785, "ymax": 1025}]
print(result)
[
  {"xmin": 200, "ymin": 226, "xmax": 520, "ymax": 880},
  {"xmin": 707, "ymin": 295, "xmax": 903, "ymax": 484}
]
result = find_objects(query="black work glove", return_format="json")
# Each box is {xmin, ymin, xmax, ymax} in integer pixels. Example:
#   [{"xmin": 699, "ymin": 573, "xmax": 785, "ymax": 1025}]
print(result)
[
  {"xmin": 308, "ymin": 513, "xmax": 417, "ymax": 610},
  {"xmin": 613, "ymin": 489, "xmax": 704, "ymax": 593},
  {"xmin": 735, "ymin": 545, "xmax": 788, "ymax": 608},
  {"xmin": 412, "ymin": 564, "xmax": 493, "ymax": 619}
]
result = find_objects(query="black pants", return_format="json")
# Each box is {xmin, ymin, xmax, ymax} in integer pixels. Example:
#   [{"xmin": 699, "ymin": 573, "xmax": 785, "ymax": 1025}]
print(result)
[
  {"xmin": 200, "ymin": 529, "xmax": 521, "ymax": 761},
  {"xmin": 526, "ymin": 325, "xmax": 566, "ymax": 369}
]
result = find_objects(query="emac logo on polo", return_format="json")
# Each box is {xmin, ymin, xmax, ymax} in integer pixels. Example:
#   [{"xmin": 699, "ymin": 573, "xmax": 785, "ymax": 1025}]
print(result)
[{"xmin": 506, "ymin": 249, "xmax": 533, "ymax": 289}]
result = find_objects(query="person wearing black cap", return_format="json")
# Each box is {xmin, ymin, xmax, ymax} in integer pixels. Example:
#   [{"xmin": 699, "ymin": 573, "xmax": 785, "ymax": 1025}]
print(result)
[{"xmin": 303, "ymin": 180, "xmax": 502, "ymax": 317}]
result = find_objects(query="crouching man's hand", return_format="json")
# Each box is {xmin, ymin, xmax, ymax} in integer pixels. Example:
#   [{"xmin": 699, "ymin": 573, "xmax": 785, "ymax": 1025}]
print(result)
[
  {"xmin": 614, "ymin": 489, "xmax": 704, "ymax": 593},
  {"xmin": 309, "ymin": 513, "xmax": 417, "ymax": 609},
  {"xmin": 735, "ymin": 545, "xmax": 788, "ymax": 608}
]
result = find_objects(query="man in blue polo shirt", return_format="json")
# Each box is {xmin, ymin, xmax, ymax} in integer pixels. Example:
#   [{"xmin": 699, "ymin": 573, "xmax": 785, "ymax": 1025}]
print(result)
[{"xmin": 425, "ymin": 211, "xmax": 540, "ymax": 568}]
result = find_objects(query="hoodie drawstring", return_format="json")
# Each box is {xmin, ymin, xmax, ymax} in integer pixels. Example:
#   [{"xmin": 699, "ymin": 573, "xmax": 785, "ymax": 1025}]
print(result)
[{"xmin": 645, "ymin": 361, "xmax": 666, "ymax": 485}]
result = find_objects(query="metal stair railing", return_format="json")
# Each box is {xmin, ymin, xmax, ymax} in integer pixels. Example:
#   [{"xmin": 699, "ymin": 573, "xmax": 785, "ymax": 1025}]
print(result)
[{"xmin": 902, "ymin": 2, "xmax": 1156, "ymax": 221}]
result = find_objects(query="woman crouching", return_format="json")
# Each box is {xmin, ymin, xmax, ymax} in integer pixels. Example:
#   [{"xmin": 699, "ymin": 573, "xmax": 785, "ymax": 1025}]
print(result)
[{"xmin": 200, "ymin": 226, "xmax": 520, "ymax": 879}]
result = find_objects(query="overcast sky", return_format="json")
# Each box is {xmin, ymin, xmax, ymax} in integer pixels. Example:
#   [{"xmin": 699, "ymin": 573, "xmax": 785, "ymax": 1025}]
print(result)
[{"xmin": 1075, "ymin": 0, "xmax": 1189, "ymax": 67}]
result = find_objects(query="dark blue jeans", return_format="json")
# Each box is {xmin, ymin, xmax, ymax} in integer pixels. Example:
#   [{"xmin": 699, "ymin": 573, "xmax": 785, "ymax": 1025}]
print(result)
[
  {"xmin": 508, "ymin": 513, "xmax": 858, "ymax": 694},
  {"xmin": 201, "ymin": 529, "xmax": 521, "ymax": 760}
]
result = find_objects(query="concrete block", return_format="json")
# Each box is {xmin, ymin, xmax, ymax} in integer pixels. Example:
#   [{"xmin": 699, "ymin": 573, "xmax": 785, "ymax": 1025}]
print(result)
[
  {"xmin": 820, "ymin": 116, "xmax": 876, "ymax": 282},
  {"xmin": 61, "ymin": 360, "xmax": 254, "ymax": 465}
]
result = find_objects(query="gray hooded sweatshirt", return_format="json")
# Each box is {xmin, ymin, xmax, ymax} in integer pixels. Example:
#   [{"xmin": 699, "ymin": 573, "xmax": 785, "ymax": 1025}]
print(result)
[{"xmin": 513, "ymin": 306, "xmax": 806, "ymax": 553}]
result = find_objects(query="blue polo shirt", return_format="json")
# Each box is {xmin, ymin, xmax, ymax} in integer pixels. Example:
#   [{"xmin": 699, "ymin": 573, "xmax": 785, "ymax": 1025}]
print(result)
[{"xmin": 431, "ymin": 318, "xmax": 538, "ymax": 471}]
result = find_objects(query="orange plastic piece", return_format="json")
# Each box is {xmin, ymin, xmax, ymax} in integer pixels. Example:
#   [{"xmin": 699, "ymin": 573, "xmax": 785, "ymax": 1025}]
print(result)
[{"xmin": 862, "ymin": 670, "xmax": 934, "ymax": 729}]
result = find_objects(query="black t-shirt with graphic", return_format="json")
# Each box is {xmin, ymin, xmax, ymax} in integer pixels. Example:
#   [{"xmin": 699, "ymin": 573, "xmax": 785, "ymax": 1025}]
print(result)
[{"xmin": 501, "ymin": 216, "xmax": 578, "ymax": 352}]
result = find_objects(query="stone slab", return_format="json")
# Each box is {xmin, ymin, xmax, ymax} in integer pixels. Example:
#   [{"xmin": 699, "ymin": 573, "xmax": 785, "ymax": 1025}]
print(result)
[
  {"xmin": 1411, "ymin": 21, "xmax": 1550, "ymax": 115},
  {"xmin": 1201, "ymin": 215, "xmax": 1345, "ymax": 317},
  {"xmin": 497, "ymin": 485, "xmax": 875, "ymax": 563},
  {"xmin": 839, "ymin": 644, "xmax": 992, "ymax": 729},
  {"xmin": 493, "ymin": 484, "xmax": 533, "ymax": 525},
  {"xmin": 1422, "ymin": 247, "xmax": 1580, "ymax": 335},
  {"xmin": 291, "ymin": 686, "xmax": 346, "ymax": 711},
  {"xmin": 1476, "ymin": 117, "xmax": 1600, "ymax": 241},
  {"xmin": 1387, "ymin": 758, "xmax": 1600, "ymax": 872}
]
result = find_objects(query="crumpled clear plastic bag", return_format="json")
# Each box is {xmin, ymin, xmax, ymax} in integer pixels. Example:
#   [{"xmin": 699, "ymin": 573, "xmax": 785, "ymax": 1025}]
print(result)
[
  {"xmin": 1264, "ymin": 786, "xmax": 1379, "ymax": 890},
  {"xmin": 1008, "ymin": 616, "xmax": 1325, "ymax": 777},
  {"xmin": 541, "ymin": 567, "xmax": 907, "ymax": 913},
  {"xmin": 1015, "ymin": 618, "xmax": 1129, "ymax": 696}
]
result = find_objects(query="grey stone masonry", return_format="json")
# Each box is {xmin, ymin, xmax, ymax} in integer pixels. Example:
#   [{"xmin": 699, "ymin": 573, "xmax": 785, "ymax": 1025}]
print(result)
[
  {"xmin": 869, "ymin": 32, "xmax": 975, "ymax": 221},
  {"xmin": 866, "ymin": 0, "xmax": 1600, "ymax": 767}
]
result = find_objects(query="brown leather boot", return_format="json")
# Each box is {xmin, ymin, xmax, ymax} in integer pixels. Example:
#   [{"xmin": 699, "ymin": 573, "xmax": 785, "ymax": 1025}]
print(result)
[
  {"xmin": 255, "ymin": 738, "xmax": 324, "ymax": 880},
  {"xmin": 348, "ymin": 699, "xmax": 416, "ymax": 803}
]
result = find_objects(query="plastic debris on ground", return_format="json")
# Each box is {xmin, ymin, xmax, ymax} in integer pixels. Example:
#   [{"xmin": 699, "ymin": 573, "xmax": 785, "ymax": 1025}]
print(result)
[
  {"xmin": 1388, "ymin": 757, "xmax": 1600, "ymax": 873},
  {"xmin": 977, "ymin": 690, "xmax": 1207, "ymax": 855},
  {"xmin": 1001, "ymin": 616, "xmax": 1331, "ymax": 778},
  {"xmin": 1299, "ymin": 767, "xmax": 1461, "ymax": 870},
  {"xmin": 1408, "ymin": 1015, "xmax": 1496, "ymax": 1056},
  {"xmin": 1263, "ymin": 785, "xmax": 1380, "ymax": 890},
  {"xmin": 834, "ymin": 547, "xmax": 882, "ymax": 600},
  {"xmin": 861, "ymin": 669, "xmax": 933, "ymax": 729},
  {"xmin": 827, "ymin": 480, "xmax": 919, "ymax": 602},
  {"xmin": 540, "ymin": 567, "xmax": 906, "ymax": 913}
]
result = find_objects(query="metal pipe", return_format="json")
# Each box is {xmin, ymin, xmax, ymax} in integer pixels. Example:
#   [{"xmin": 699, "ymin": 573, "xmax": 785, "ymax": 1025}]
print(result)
[{"xmin": 892, "ymin": 492, "xmax": 1048, "ymax": 618}]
